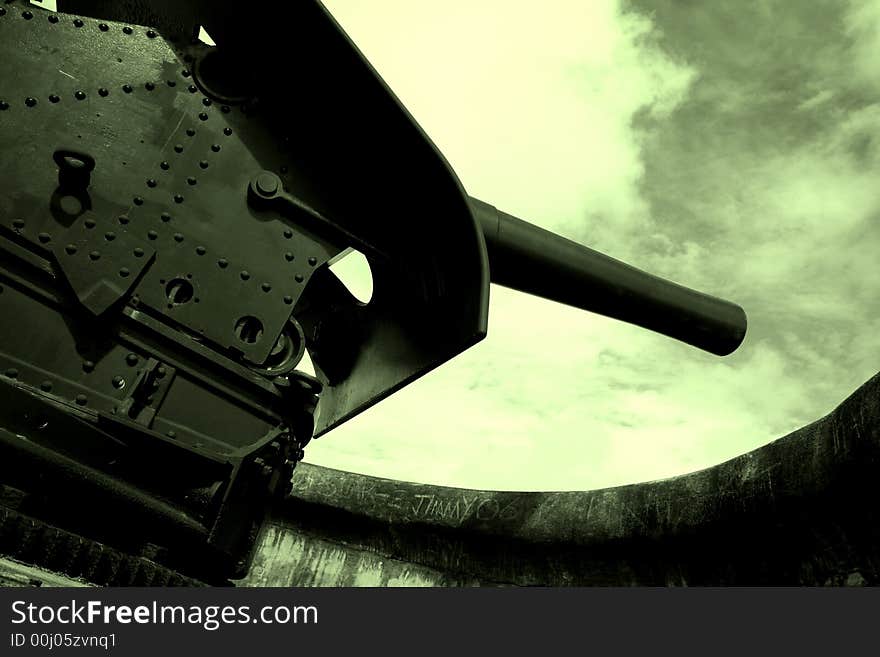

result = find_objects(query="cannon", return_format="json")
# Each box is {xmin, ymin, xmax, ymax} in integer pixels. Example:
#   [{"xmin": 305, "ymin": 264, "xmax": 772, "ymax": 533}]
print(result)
[{"xmin": 0, "ymin": 0, "xmax": 745, "ymax": 584}]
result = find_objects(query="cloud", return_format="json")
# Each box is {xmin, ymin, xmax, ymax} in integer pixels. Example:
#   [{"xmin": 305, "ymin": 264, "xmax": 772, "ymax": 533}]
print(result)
[{"xmin": 306, "ymin": 0, "xmax": 880, "ymax": 491}]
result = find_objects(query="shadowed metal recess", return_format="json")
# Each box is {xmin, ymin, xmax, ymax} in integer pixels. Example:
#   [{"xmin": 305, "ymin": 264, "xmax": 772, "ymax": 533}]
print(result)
[{"xmin": 0, "ymin": 0, "xmax": 745, "ymax": 584}]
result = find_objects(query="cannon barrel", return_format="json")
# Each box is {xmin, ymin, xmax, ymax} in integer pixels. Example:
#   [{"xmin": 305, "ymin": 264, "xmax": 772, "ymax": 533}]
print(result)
[{"xmin": 471, "ymin": 198, "xmax": 747, "ymax": 356}]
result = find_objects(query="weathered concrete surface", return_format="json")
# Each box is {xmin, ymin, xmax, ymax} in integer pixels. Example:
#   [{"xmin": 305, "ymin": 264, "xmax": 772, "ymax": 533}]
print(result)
[{"xmin": 239, "ymin": 372, "xmax": 880, "ymax": 586}]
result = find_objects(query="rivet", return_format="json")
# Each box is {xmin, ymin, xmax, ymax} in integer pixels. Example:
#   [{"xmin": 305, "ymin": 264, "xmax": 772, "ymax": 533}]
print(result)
[
  {"xmin": 0, "ymin": 101, "xmax": 8, "ymax": 111},
  {"xmin": 261, "ymin": 282, "xmax": 272, "ymax": 292},
  {"xmin": 123, "ymin": 84, "xmax": 133, "ymax": 93},
  {"xmin": 99, "ymin": 23, "xmax": 109, "ymax": 31},
  {"xmin": 202, "ymin": 98, "xmax": 212, "ymax": 107},
  {"xmin": 119, "ymin": 267, "xmax": 130, "ymax": 277},
  {"xmin": 187, "ymin": 176, "xmax": 197, "ymax": 186},
  {"xmin": 174, "ymin": 144, "xmax": 183, "ymax": 153},
  {"xmin": 167, "ymin": 79, "xmax": 176, "ymax": 87},
  {"xmin": 283, "ymin": 229, "xmax": 293, "ymax": 239},
  {"xmin": 84, "ymin": 218, "xmax": 96, "ymax": 229},
  {"xmin": 104, "ymin": 231, "xmax": 116, "ymax": 241},
  {"xmin": 74, "ymin": 19, "xmax": 84, "ymax": 28},
  {"xmin": 12, "ymin": 219, "xmax": 24, "ymax": 229},
  {"xmin": 75, "ymin": 90, "xmax": 86, "ymax": 100},
  {"xmin": 156, "ymin": 365, "xmax": 167, "ymax": 378},
  {"xmin": 147, "ymin": 230, "xmax": 158, "ymax": 240},
  {"xmin": 221, "ymin": 105, "xmax": 230, "ymax": 114},
  {"xmin": 22, "ymin": 10, "xmax": 33, "ymax": 20},
  {"xmin": 308, "ymin": 257, "xmax": 317, "ymax": 266},
  {"xmin": 83, "ymin": 360, "xmax": 95, "ymax": 373},
  {"xmin": 112, "ymin": 376, "xmax": 126, "ymax": 389},
  {"xmin": 283, "ymin": 295, "xmax": 292, "ymax": 304},
  {"xmin": 25, "ymin": 97, "xmax": 37, "ymax": 108},
  {"xmin": 186, "ymin": 128, "xmax": 195, "ymax": 137},
  {"xmin": 48, "ymin": 15, "xmax": 59, "ymax": 24},
  {"xmin": 199, "ymin": 160, "xmax": 209, "ymax": 169},
  {"xmin": 196, "ymin": 245, "xmax": 206, "ymax": 255},
  {"xmin": 49, "ymin": 94, "xmax": 60, "ymax": 103},
  {"xmin": 211, "ymin": 144, "xmax": 221, "ymax": 152},
  {"xmin": 147, "ymin": 29, "xmax": 157, "ymax": 38},
  {"xmin": 145, "ymin": 82, "xmax": 155, "ymax": 91},
  {"xmin": 160, "ymin": 161, "xmax": 170, "ymax": 170},
  {"xmin": 118, "ymin": 215, "xmax": 129, "ymax": 224},
  {"xmin": 98, "ymin": 87, "xmax": 109, "ymax": 97},
  {"xmin": 223, "ymin": 127, "xmax": 233, "ymax": 136},
  {"xmin": 198, "ymin": 112, "xmax": 208, "ymax": 121},
  {"xmin": 295, "ymin": 274, "xmax": 304, "ymax": 283},
  {"xmin": 75, "ymin": 394, "xmax": 88, "ymax": 406},
  {"xmin": 4, "ymin": 368, "xmax": 19, "ymax": 379},
  {"xmin": 40, "ymin": 380, "xmax": 53, "ymax": 392},
  {"xmin": 182, "ymin": 69, "xmax": 191, "ymax": 78},
  {"xmin": 174, "ymin": 194, "xmax": 184, "ymax": 204},
  {"xmin": 0, "ymin": 8, "xmax": 5, "ymax": 18},
  {"xmin": 133, "ymin": 196, "xmax": 144, "ymax": 205},
  {"xmin": 188, "ymin": 84, "xmax": 197, "ymax": 94},
  {"xmin": 123, "ymin": 26, "xmax": 133, "ymax": 35},
  {"xmin": 173, "ymin": 233, "xmax": 184, "ymax": 242},
  {"xmin": 218, "ymin": 258, "xmax": 228, "ymax": 269},
  {"xmin": 160, "ymin": 212, "xmax": 172, "ymax": 222},
  {"xmin": 146, "ymin": 178, "xmax": 157, "ymax": 188},
  {"xmin": 38, "ymin": 232, "xmax": 51, "ymax": 243},
  {"xmin": 89, "ymin": 250, "xmax": 101, "ymax": 261},
  {"xmin": 284, "ymin": 252, "xmax": 294, "ymax": 261},
  {"xmin": 133, "ymin": 247, "xmax": 144, "ymax": 257},
  {"xmin": 65, "ymin": 244, "xmax": 77, "ymax": 255},
  {"xmin": 167, "ymin": 430, "xmax": 176, "ymax": 438},
  {"xmin": 240, "ymin": 271, "xmax": 250, "ymax": 281}
]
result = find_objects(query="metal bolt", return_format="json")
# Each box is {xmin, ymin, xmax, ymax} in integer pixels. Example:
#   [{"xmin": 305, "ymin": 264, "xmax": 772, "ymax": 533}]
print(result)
[
  {"xmin": 49, "ymin": 94, "xmax": 60, "ymax": 103},
  {"xmin": 123, "ymin": 26, "xmax": 133, "ymax": 35},
  {"xmin": 146, "ymin": 178, "xmax": 157, "ymax": 188},
  {"xmin": 174, "ymin": 194, "xmax": 184, "ymax": 204},
  {"xmin": 133, "ymin": 196, "xmax": 144, "ymax": 205},
  {"xmin": 98, "ymin": 87, "xmax": 109, "ymax": 97},
  {"xmin": 133, "ymin": 247, "xmax": 144, "ymax": 257},
  {"xmin": 147, "ymin": 29, "xmax": 157, "ymax": 38},
  {"xmin": 255, "ymin": 173, "xmax": 278, "ymax": 197},
  {"xmin": 74, "ymin": 19, "xmax": 84, "ymax": 28},
  {"xmin": 196, "ymin": 246, "xmax": 206, "ymax": 255},
  {"xmin": 89, "ymin": 250, "xmax": 101, "ymax": 261},
  {"xmin": 218, "ymin": 258, "xmax": 228, "ymax": 269},
  {"xmin": 199, "ymin": 160, "xmax": 209, "ymax": 169},
  {"xmin": 22, "ymin": 10, "xmax": 33, "ymax": 20},
  {"xmin": 0, "ymin": 101, "xmax": 8, "ymax": 111},
  {"xmin": 148, "ymin": 230, "xmax": 158, "ymax": 240},
  {"xmin": 126, "ymin": 353, "xmax": 139, "ymax": 366},
  {"xmin": 99, "ymin": 23, "xmax": 109, "ymax": 31},
  {"xmin": 145, "ymin": 82, "xmax": 155, "ymax": 91},
  {"xmin": 112, "ymin": 376, "xmax": 125, "ymax": 389},
  {"xmin": 119, "ymin": 267, "xmax": 130, "ymax": 277},
  {"xmin": 295, "ymin": 274, "xmax": 304, "ymax": 283},
  {"xmin": 83, "ymin": 360, "xmax": 95, "ymax": 373},
  {"xmin": 25, "ymin": 97, "xmax": 37, "ymax": 108},
  {"xmin": 223, "ymin": 127, "xmax": 233, "ymax": 136},
  {"xmin": 174, "ymin": 144, "xmax": 183, "ymax": 153},
  {"xmin": 308, "ymin": 257, "xmax": 318, "ymax": 266},
  {"xmin": 187, "ymin": 176, "xmax": 197, "ymax": 186},
  {"xmin": 4, "ymin": 368, "xmax": 18, "ymax": 378},
  {"xmin": 198, "ymin": 112, "xmax": 208, "ymax": 121},
  {"xmin": 65, "ymin": 244, "xmax": 77, "ymax": 255},
  {"xmin": 186, "ymin": 128, "xmax": 195, "ymax": 137},
  {"xmin": 104, "ymin": 231, "xmax": 116, "ymax": 241},
  {"xmin": 84, "ymin": 218, "xmax": 96, "ymax": 228},
  {"xmin": 188, "ymin": 85, "xmax": 198, "ymax": 94},
  {"xmin": 75, "ymin": 394, "xmax": 88, "ymax": 406},
  {"xmin": 262, "ymin": 282, "xmax": 272, "ymax": 292},
  {"xmin": 160, "ymin": 212, "xmax": 171, "ymax": 222},
  {"xmin": 211, "ymin": 144, "xmax": 221, "ymax": 152},
  {"xmin": 38, "ymin": 232, "xmax": 51, "ymax": 243},
  {"xmin": 12, "ymin": 219, "xmax": 24, "ymax": 229},
  {"xmin": 119, "ymin": 215, "xmax": 129, "ymax": 224},
  {"xmin": 40, "ymin": 380, "xmax": 53, "ymax": 392},
  {"xmin": 283, "ymin": 229, "xmax": 293, "ymax": 239},
  {"xmin": 240, "ymin": 271, "xmax": 250, "ymax": 281},
  {"xmin": 284, "ymin": 252, "xmax": 294, "ymax": 262},
  {"xmin": 160, "ymin": 161, "xmax": 170, "ymax": 170},
  {"xmin": 123, "ymin": 84, "xmax": 133, "ymax": 93},
  {"xmin": 283, "ymin": 295, "xmax": 293, "ymax": 305},
  {"xmin": 173, "ymin": 233, "xmax": 184, "ymax": 242}
]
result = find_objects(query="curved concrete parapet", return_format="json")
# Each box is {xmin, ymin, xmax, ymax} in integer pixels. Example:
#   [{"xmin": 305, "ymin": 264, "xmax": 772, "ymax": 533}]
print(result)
[{"xmin": 240, "ymin": 373, "xmax": 880, "ymax": 586}]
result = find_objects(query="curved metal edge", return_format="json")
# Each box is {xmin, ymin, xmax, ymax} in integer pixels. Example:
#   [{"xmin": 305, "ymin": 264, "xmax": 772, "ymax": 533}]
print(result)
[{"xmin": 242, "ymin": 371, "xmax": 880, "ymax": 586}]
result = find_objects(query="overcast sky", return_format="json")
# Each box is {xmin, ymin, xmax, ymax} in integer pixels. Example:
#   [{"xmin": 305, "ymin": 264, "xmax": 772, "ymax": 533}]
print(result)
[{"xmin": 304, "ymin": 0, "xmax": 880, "ymax": 491}]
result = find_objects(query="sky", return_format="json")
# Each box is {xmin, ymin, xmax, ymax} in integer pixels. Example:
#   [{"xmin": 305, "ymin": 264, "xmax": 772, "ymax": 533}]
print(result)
[{"xmin": 303, "ymin": 0, "xmax": 880, "ymax": 491}]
